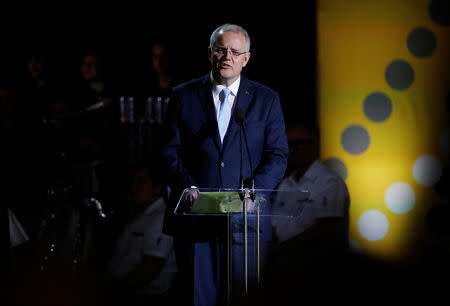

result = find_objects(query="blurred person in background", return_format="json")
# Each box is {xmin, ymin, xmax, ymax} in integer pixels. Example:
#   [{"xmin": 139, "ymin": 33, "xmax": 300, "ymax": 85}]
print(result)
[{"xmin": 105, "ymin": 162, "xmax": 177, "ymax": 306}]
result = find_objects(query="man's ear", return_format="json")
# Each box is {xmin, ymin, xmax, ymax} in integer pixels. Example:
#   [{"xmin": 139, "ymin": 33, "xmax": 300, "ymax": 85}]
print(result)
[
  {"xmin": 208, "ymin": 47, "xmax": 214, "ymax": 65},
  {"xmin": 243, "ymin": 52, "xmax": 251, "ymax": 67}
]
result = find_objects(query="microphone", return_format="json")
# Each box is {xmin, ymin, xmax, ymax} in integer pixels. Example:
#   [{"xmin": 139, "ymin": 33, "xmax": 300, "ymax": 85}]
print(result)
[
  {"xmin": 235, "ymin": 108, "xmax": 245, "ymax": 190},
  {"xmin": 234, "ymin": 108, "xmax": 255, "ymax": 201}
]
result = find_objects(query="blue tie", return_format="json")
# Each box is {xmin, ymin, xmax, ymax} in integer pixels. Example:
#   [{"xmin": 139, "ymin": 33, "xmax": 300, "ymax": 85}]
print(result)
[{"xmin": 218, "ymin": 88, "xmax": 232, "ymax": 143}]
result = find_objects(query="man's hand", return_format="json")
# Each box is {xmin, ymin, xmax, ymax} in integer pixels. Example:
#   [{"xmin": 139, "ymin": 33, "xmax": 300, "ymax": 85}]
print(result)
[
  {"xmin": 241, "ymin": 189, "xmax": 256, "ymax": 212},
  {"xmin": 181, "ymin": 187, "xmax": 200, "ymax": 212}
]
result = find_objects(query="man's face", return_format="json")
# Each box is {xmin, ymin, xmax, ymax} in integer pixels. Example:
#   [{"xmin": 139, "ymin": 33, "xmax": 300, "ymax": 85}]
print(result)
[
  {"xmin": 152, "ymin": 43, "xmax": 169, "ymax": 74},
  {"xmin": 81, "ymin": 53, "xmax": 99, "ymax": 81},
  {"xmin": 208, "ymin": 31, "xmax": 250, "ymax": 86},
  {"xmin": 131, "ymin": 168, "xmax": 153, "ymax": 204},
  {"xmin": 287, "ymin": 126, "xmax": 319, "ymax": 174}
]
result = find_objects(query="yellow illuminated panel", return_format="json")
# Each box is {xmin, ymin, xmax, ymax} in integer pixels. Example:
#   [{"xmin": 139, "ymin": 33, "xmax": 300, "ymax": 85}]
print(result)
[{"xmin": 317, "ymin": 0, "xmax": 449, "ymax": 262}]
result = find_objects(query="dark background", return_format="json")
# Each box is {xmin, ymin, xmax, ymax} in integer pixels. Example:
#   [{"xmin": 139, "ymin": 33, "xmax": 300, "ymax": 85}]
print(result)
[
  {"xmin": 0, "ymin": 3, "xmax": 317, "ymax": 124},
  {"xmin": 1, "ymin": 5, "xmax": 319, "ymax": 303}
]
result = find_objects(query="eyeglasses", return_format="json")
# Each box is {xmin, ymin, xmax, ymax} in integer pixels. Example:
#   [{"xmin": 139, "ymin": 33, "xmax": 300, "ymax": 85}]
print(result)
[{"xmin": 211, "ymin": 47, "xmax": 248, "ymax": 57}]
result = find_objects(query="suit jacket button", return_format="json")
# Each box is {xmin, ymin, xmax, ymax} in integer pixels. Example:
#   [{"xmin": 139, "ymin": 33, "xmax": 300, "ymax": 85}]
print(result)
[{"xmin": 221, "ymin": 162, "xmax": 225, "ymax": 167}]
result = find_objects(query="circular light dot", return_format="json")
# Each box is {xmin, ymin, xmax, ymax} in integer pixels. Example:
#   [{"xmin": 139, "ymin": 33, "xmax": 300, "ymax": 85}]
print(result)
[
  {"xmin": 385, "ymin": 182, "xmax": 416, "ymax": 214},
  {"xmin": 407, "ymin": 27, "xmax": 436, "ymax": 58},
  {"xmin": 322, "ymin": 157, "xmax": 348, "ymax": 180},
  {"xmin": 385, "ymin": 59, "xmax": 414, "ymax": 90},
  {"xmin": 341, "ymin": 125, "xmax": 370, "ymax": 155},
  {"xmin": 363, "ymin": 92, "xmax": 392, "ymax": 122},
  {"xmin": 440, "ymin": 128, "xmax": 448, "ymax": 155},
  {"xmin": 358, "ymin": 210, "xmax": 389, "ymax": 241},
  {"xmin": 413, "ymin": 155, "xmax": 443, "ymax": 186},
  {"xmin": 429, "ymin": 0, "xmax": 450, "ymax": 26}
]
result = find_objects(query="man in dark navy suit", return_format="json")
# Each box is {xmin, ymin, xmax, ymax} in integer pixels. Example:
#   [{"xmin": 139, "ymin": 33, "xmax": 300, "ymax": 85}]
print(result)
[{"xmin": 160, "ymin": 23, "xmax": 288, "ymax": 306}]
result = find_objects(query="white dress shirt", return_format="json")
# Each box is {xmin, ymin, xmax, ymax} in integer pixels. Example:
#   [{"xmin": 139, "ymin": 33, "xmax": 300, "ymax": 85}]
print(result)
[
  {"xmin": 107, "ymin": 196, "xmax": 177, "ymax": 296},
  {"xmin": 210, "ymin": 73, "xmax": 240, "ymax": 120},
  {"xmin": 8, "ymin": 208, "xmax": 29, "ymax": 248},
  {"xmin": 272, "ymin": 160, "xmax": 350, "ymax": 243}
]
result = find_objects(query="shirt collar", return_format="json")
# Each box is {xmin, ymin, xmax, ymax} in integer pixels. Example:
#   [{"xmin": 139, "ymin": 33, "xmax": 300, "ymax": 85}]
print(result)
[
  {"xmin": 210, "ymin": 72, "xmax": 240, "ymax": 97},
  {"xmin": 288, "ymin": 159, "xmax": 321, "ymax": 183},
  {"xmin": 142, "ymin": 196, "xmax": 165, "ymax": 215}
]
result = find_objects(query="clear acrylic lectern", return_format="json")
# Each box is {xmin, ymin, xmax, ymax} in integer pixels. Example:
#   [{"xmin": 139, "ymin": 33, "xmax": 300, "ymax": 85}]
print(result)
[{"xmin": 174, "ymin": 187, "xmax": 310, "ymax": 305}]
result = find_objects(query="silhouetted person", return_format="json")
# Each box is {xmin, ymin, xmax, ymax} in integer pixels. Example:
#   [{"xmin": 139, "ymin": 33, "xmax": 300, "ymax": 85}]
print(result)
[
  {"xmin": 105, "ymin": 163, "xmax": 177, "ymax": 306},
  {"xmin": 271, "ymin": 120, "xmax": 350, "ymax": 244}
]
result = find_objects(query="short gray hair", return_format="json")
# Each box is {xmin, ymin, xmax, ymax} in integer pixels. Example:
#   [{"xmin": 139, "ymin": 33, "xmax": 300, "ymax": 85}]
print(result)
[{"xmin": 209, "ymin": 23, "xmax": 251, "ymax": 52}]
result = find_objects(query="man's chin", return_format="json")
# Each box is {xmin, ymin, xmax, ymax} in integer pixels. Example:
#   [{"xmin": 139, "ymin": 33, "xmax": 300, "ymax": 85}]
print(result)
[{"xmin": 220, "ymin": 71, "xmax": 236, "ymax": 81}]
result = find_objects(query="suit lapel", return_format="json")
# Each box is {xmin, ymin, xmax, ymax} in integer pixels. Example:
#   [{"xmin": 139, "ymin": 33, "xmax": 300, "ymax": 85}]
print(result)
[
  {"xmin": 199, "ymin": 75, "xmax": 254, "ymax": 151},
  {"xmin": 198, "ymin": 75, "xmax": 222, "ymax": 150}
]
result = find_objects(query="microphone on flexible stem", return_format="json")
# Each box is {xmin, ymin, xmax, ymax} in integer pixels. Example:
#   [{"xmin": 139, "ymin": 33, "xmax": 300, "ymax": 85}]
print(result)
[
  {"xmin": 234, "ymin": 107, "xmax": 256, "ymax": 296},
  {"xmin": 236, "ymin": 112, "xmax": 244, "ymax": 191},
  {"xmin": 234, "ymin": 108, "xmax": 255, "ymax": 201}
]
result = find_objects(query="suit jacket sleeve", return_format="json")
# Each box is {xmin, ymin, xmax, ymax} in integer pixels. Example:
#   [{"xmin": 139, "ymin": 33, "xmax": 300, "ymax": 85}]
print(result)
[
  {"xmin": 159, "ymin": 91, "xmax": 195, "ymax": 192},
  {"xmin": 251, "ymin": 91, "xmax": 288, "ymax": 190}
]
